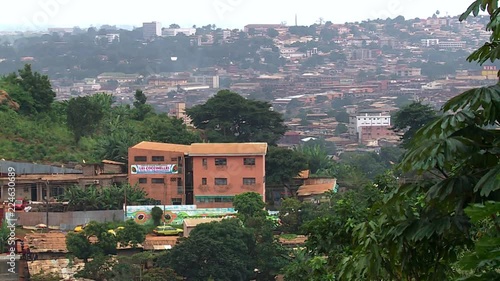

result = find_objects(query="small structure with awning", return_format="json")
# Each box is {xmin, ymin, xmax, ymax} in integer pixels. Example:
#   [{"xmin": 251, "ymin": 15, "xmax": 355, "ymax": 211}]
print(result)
[{"xmin": 297, "ymin": 178, "xmax": 338, "ymax": 203}]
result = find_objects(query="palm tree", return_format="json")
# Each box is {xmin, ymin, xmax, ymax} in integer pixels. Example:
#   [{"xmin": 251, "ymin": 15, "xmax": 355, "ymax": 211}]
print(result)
[{"xmin": 294, "ymin": 144, "xmax": 332, "ymax": 174}]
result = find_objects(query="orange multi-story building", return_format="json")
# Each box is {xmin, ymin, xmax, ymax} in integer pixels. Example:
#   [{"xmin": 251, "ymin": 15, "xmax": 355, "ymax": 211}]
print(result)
[{"xmin": 128, "ymin": 142, "xmax": 267, "ymax": 208}]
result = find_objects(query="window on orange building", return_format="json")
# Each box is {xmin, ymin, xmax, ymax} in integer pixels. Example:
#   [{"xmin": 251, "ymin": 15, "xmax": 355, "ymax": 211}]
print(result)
[
  {"xmin": 243, "ymin": 158, "xmax": 256, "ymax": 165},
  {"xmin": 134, "ymin": 156, "xmax": 147, "ymax": 162},
  {"xmin": 202, "ymin": 178, "xmax": 207, "ymax": 185},
  {"xmin": 152, "ymin": 156, "xmax": 165, "ymax": 162},
  {"xmin": 215, "ymin": 158, "xmax": 227, "ymax": 166},
  {"xmin": 151, "ymin": 178, "xmax": 165, "ymax": 184},
  {"xmin": 215, "ymin": 178, "xmax": 227, "ymax": 185},
  {"xmin": 243, "ymin": 178, "xmax": 256, "ymax": 185},
  {"xmin": 138, "ymin": 178, "xmax": 147, "ymax": 184}
]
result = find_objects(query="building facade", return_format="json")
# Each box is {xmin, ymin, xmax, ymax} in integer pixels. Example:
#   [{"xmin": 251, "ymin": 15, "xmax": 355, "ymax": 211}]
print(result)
[
  {"xmin": 0, "ymin": 161, "xmax": 126, "ymax": 202},
  {"xmin": 143, "ymin": 22, "xmax": 162, "ymax": 41},
  {"xmin": 128, "ymin": 142, "xmax": 267, "ymax": 208}
]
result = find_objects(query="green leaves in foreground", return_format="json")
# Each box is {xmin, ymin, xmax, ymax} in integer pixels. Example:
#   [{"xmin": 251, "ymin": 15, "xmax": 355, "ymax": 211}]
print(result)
[{"xmin": 457, "ymin": 202, "xmax": 500, "ymax": 281}]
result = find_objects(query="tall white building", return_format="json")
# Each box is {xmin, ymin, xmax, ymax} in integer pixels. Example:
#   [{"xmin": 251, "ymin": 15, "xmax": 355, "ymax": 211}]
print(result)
[
  {"xmin": 143, "ymin": 22, "xmax": 162, "ymax": 41},
  {"xmin": 355, "ymin": 112, "xmax": 391, "ymax": 132},
  {"xmin": 348, "ymin": 110, "xmax": 391, "ymax": 138}
]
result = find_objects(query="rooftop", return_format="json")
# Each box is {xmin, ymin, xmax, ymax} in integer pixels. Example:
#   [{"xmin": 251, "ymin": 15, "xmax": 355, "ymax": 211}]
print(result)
[
  {"xmin": 297, "ymin": 181, "xmax": 337, "ymax": 197},
  {"xmin": 142, "ymin": 235, "xmax": 179, "ymax": 250},
  {"xmin": 131, "ymin": 142, "xmax": 190, "ymax": 153},
  {"xmin": 183, "ymin": 218, "xmax": 223, "ymax": 227},
  {"xmin": 0, "ymin": 173, "xmax": 126, "ymax": 182},
  {"xmin": 189, "ymin": 143, "xmax": 268, "ymax": 156}
]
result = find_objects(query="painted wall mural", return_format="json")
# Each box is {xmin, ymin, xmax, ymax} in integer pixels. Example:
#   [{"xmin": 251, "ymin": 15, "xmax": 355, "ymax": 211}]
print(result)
[
  {"xmin": 126, "ymin": 205, "xmax": 236, "ymax": 225},
  {"xmin": 126, "ymin": 205, "xmax": 280, "ymax": 225}
]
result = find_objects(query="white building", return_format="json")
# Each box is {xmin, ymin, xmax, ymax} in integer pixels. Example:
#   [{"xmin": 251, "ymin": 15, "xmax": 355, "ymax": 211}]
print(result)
[
  {"xmin": 143, "ymin": 22, "xmax": 162, "ymax": 40},
  {"xmin": 438, "ymin": 41, "xmax": 466, "ymax": 49},
  {"xmin": 421, "ymin": 39, "xmax": 440, "ymax": 47},
  {"xmin": 162, "ymin": 28, "xmax": 196, "ymax": 37},
  {"xmin": 95, "ymin": 33, "xmax": 120, "ymax": 43},
  {"xmin": 189, "ymin": 75, "xmax": 220, "ymax": 88},
  {"xmin": 349, "ymin": 111, "xmax": 391, "ymax": 136}
]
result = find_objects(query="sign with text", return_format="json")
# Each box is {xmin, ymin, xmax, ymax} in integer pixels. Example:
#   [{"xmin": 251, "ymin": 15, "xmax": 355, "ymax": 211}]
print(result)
[{"xmin": 130, "ymin": 164, "xmax": 178, "ymax": 175}]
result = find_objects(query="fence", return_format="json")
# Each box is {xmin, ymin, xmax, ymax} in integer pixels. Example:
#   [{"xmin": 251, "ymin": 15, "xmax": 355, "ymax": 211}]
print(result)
[{"xmin": 15, "ymin": 210, "xmax": 124, "ymax": 231}]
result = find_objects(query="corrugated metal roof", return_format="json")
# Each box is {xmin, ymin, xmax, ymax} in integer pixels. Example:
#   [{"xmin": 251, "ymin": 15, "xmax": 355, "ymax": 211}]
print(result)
[{"xmin": 0, "ymin": 161, "xmax": 82, "ymax": 175}]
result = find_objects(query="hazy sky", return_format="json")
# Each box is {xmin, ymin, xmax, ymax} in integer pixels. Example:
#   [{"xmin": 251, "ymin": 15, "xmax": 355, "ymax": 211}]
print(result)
[{"xmin": 2, "ymin": 0, "xmax": 474, "ymax": 30}]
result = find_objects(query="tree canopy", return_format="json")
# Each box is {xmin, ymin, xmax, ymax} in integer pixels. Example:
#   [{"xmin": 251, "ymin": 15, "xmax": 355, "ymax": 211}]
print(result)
[
  {"xmin": 186, "ymin": 90, "xmax": 287, "ymax": 145},
  {"xmin": 391, "ymin": 101, "xmax": 437, "ymax": 148},
  {"xmin": 158, "ymin": 219, "xmax": 256, "ymax": 281},
  {"xmin": 265, "ymin": 146, "xmax": 308, "ymax": 195},
  {"xmin": 66, "ymin": 96, "xmax": 105, "ymax": 143},
  {"xmin": 2, "ymin": 64, "xmax": 55, "ymax": 114}
]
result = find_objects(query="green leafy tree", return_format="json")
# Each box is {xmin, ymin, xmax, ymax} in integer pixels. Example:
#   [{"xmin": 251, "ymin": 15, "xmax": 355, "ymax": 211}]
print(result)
[
  {"xmin": 62, "ymin": 184, "xmax": 153, "ymax": 211},
  {"xmin": 143, "ymin": 114, "xmax": 200, "ymax": 144},
  {"xmin": 335, "ymin": 123, "xmax": 348, "ymax": 136},
  {"xmin": 142, "ymin": 268, "xmax": 183, "ymax": 281},
  {"xmin": 5, "ymin": 64, "xmax": 56, "ymax": 114},
  {"xmin": 132, "ymin": 90, "xmax": 153, "ymax": 121},
  {"xmin": 335, "ymin": 111, "xmax": 350, "ymax": 123},
  {"xmin": 294, "ymin": 144, "xmax": 331, "ymax": 175},
  {"xmin": 187, "ymin": 90, "xmax": 287, "ymax": 144},
  {"xmin": 283, "ymin": 250, "xmax": 335, "ymax": 281},
  {"xmin": 75, "ymin": 254, "xmax": 116, "ymax": 281},
  {"xmin": 66, "ymin": 232, "xmax": 94, "ymax": 263},
  {"xmin": 29, "ymin": 271, "xmax": 62, "ymax": 281},
  {"xmin": 266, "ymin": 146, "xmax": 308, "ymax": 197},
  {"xmin": 66, "ymin": 96, "xmax": 105, "ymax": 143},
  {"xmin": 0, "ymin": 76, "xmax": 33, "ymax": 114},
  {"xmin": 233, "ymin": 192, "xmax": 267, "ymax": 222},
  {"xmin": 391, "ymin": 101, "xmax": 437, "ymax": 148},
  {"xmin": 267, "ymin": 28, "xmax": 279, "ymax": 38},
  {"xmin": 158, "ymin": 219, "xmax": 256, "ymax": 281},
  {"xmin": 151, "ymin": 206, "xmax": 163, "ymax": 226},
  {"xmin": 338, "ymin": 2, "xmax": 500, "ymax": 280},
  {"xmin": 457, "ymin": 201, "xmax": 500, "ymax": 281},
  {"xmin": 0, "ymin": 219, "xmax": 10, "ymax": 253},
  {"xmin": 247, "ymin": 216, "xmax": 289, "ymax": 281},
  {"xmin": 116, "ymin": 219, "xmax": 146, "ymax": 248},
  {"xmin": 278, "ymin": 198, "xmax": 303, "ymax": 233}
]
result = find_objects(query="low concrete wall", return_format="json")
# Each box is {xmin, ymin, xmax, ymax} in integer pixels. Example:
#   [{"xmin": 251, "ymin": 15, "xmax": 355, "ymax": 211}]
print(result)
[{"xmin": 15, "ymin": 210, "xmax": 124, "ymax": 231}]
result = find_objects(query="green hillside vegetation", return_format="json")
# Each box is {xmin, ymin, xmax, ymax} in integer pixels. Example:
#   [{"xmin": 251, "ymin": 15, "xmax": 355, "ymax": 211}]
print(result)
[{"xmin": 0, "ymin": 66, "xmax": 200, "ymax": 163}]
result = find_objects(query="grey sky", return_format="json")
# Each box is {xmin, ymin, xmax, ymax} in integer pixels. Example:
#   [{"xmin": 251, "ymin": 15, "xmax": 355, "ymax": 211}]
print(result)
[{"xmin": 2, "ymin": 0, "xmax": 474, "ymax": 30}]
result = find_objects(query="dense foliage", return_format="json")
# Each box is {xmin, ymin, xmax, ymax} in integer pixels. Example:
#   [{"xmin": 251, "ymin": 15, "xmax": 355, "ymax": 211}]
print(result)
[
  {"xmin": 0, "ymin": 68, "xmax": 200, "ymax": 163},
  {"xmin": 61, "ymin": 183, "xmax": 157, "ymax": 211},
  {"xmin": 157, "ymin": 193, "xmax": 288, "ymax": 281},
  {"xmin": 186, "ymin": 90, "xmax": 287, "ymax": 145}
]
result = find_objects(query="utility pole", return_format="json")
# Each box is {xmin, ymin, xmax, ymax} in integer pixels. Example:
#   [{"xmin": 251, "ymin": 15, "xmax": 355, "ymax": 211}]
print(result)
[
  {"xmin": 124, "ymin": 183, "xmax": 127, "ymax": 221},
  {"xmin": 163, "ymin": 178, "xmax": 167, "ymax": 225},
  {"xmin": 44, "ymin": 182, "xmax": 49, "ymax": 230}
]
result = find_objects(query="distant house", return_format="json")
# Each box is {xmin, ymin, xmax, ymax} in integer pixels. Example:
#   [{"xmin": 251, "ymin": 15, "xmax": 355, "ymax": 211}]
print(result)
[
  {"xmin": 0, "ymin": 161, "xmax": 126, "ymax": 202},
  {"xmin": 96, "ymin": 72, "xmax": 142, "ymax": 84},
  {"xmin": 297, "ymin": 177, "xmax": 338, "ymax": 203}
]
